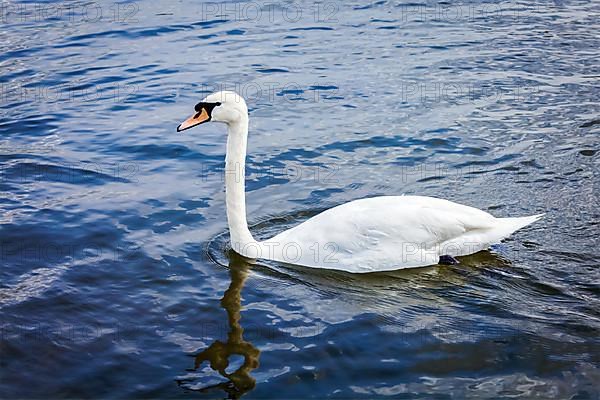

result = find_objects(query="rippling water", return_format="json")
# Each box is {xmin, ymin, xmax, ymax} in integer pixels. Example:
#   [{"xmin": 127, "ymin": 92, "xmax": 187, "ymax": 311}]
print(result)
[{"xmin": 1, "ymin": 0, "xmax": 599, "ymax": 398}]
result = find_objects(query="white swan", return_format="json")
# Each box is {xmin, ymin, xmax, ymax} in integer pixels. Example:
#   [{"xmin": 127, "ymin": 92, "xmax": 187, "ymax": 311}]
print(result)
[{"xmin": 177, "ymin": 91, "xmax": 543, "ymax": 273}]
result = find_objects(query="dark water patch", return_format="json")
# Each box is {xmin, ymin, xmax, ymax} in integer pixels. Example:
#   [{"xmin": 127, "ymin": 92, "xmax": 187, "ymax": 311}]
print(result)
[
  {"xmin": 278, "ymin": 87, "xmax": 304, "ymax": 96},
  {"xmin": 455, "ymin": 154, "xmax": 521, "ymax": 169},
  {"xmin": 579, "ymin": 118, "xmax": 600, "ymax": 128},
  {"xmin": 197, "ymin": 33, "xmax": 218, "ymax": 40},
  {"xmin": 290, "ymin": 27, "xmax": 334, "ymax": 31},
  {"xmin": 0, "ymin": 46, "xmax": 46, "ymax": 61},
  {"xmin": 68, "ymin": 29, "xmax": 132, "ymax": 42},
  {"xmin": 0, "ymin": 114, "xmax": 62, "ymax": 136},
  {"xmin": 353, "ymin": 1, "xmax": 387, "ymax": 11},
  {"xmin": 255, "ymin": 68, "xmax": 289, "ymax": 73},
  {"xmin": 191, "ymin": 19, "xmax": 229, "ymax": 28},
  {"xmin": 308, "ymin": 85, "xmax": 338, "ymax": 91}
]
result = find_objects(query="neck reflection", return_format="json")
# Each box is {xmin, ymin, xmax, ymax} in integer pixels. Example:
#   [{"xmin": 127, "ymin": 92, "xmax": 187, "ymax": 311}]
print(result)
[{"xmin": 187, "ymin": 252, "xmax": 260, "ymax": 399}]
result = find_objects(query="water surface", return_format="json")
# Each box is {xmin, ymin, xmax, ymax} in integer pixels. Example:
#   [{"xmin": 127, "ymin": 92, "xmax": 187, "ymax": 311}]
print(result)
[{"xmin": 1, "ymin": 0, "xmax": 599, "ymax": 398}]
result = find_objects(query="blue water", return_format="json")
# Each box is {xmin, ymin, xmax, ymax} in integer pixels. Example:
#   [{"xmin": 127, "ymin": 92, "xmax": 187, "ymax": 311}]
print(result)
[{"xmin": 1, "ymin": 0, "xmax": 599, "ymax": 398}]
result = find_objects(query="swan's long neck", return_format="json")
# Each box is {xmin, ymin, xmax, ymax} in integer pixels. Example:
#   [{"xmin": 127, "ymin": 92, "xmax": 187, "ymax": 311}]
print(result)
[{"xmin": 225, "ymin": 115, "xmax": 259, "ymax": 256}]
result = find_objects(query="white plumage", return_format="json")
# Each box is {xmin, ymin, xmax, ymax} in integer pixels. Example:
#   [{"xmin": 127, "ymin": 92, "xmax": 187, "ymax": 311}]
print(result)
[{"xmin": 267, "ymin": 196, "xmax": 543, "ymax": 272}]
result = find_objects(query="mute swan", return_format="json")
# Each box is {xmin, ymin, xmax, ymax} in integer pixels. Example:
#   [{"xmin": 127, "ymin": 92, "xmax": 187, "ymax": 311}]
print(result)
[{"xmin": 177, "ymin": 91, "xmax": 543, "ymax": 273}]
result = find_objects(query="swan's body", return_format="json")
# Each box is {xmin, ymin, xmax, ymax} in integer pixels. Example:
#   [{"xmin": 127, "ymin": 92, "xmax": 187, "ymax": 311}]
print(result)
[
  {"xmin": 266, "ymin": 196, "xmax": 542, "ymax": 272},
  {"xmin": 178, "ymin": 91, "xmax": 543, "ymax": 273}
]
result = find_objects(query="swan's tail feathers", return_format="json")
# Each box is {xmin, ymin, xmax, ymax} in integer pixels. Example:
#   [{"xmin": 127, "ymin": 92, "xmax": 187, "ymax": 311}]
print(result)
[{"xmin": 499, "ymin": 213, "xmax": 545, "ymax": 235}]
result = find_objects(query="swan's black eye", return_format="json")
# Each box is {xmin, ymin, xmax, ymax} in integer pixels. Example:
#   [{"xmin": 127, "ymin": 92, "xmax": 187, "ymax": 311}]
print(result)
[{"xmin": 194, "ymin": 101, "xmax": 221, "ymax": 113}]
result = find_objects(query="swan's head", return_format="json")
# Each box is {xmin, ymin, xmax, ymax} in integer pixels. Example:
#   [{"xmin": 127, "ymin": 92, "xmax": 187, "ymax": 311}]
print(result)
[{"xmin": 177, "ymin": 90, "xmax": 247, "ymax": 132}]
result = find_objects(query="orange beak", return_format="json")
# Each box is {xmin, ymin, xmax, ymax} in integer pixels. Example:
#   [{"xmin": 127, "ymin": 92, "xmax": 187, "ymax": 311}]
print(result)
[{"xmin": 177, "ymin": 108, "xmax": 210, "ymax": 132}]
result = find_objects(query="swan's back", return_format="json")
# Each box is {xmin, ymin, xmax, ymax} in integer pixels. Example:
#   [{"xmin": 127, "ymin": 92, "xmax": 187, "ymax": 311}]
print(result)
[{"xmin": 265, "ymin": 196, "xmax": 541, "ymax": 273}]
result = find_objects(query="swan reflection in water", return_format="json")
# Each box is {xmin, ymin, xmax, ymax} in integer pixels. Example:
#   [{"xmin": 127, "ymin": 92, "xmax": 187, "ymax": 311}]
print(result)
[
  {"xmin": 181, "ymin": 252, "xmax": 260, "ymax": 398},
  {"xmin": 178, "ymin": 244, "xmax": 515, "ymax": 397}
]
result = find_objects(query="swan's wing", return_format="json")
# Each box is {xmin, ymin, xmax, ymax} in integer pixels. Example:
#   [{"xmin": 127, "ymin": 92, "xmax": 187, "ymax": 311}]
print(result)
[{"xmin": 265, "ymin": 196, "xmax": 498, "ymax": 272}]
